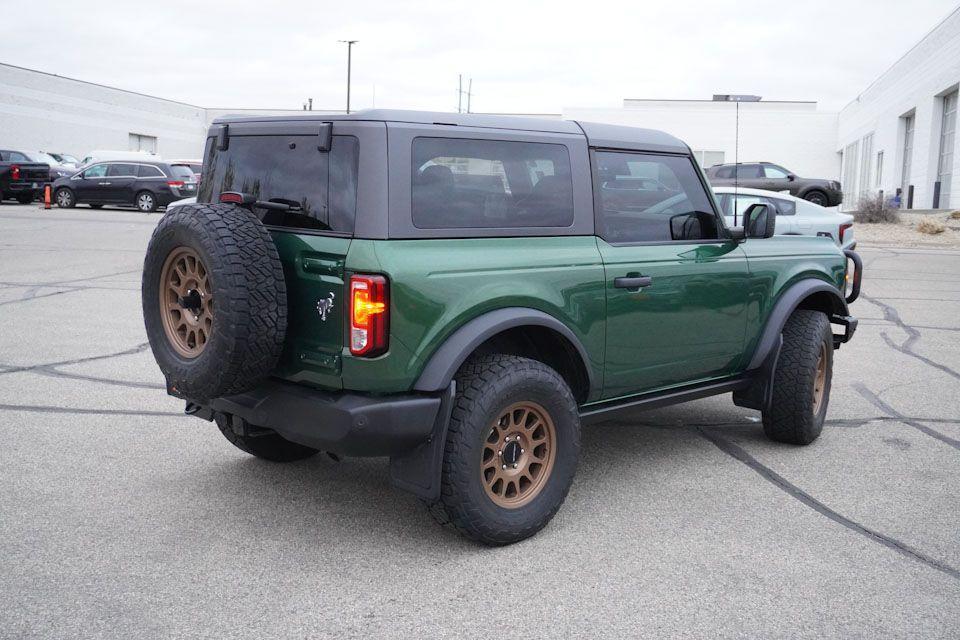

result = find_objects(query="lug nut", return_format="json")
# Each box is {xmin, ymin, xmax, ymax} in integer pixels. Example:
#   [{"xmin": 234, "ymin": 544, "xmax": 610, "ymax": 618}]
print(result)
[
  {"xmin": 520, "ymin": 449, "xmax": 524, "ymax": 454},
  {"xmin": 502, "ymin": 465, "xmax": 506, "ymax": 470}
]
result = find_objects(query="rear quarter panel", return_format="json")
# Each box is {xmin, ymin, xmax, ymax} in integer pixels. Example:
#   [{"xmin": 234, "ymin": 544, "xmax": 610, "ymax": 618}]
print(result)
[
  {"xmin": 342, "ymin": 236, "xmax": 606, "ymax": 397},
  {"xmin": 740, "ymin": 235, "xmax": 846, "ymax": 367}
]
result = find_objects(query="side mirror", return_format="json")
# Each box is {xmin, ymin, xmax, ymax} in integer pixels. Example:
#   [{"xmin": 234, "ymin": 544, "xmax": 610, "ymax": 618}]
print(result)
[
  {"xmin": 787, "ymin": 174, "xmax": 797, "ymax": 182},
  {"xmin": 744, "ymin": 203, "xmax": 777, "ymax": 239}
]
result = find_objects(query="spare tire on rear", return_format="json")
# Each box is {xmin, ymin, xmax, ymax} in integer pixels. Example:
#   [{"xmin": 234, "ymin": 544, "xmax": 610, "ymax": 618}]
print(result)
[{"xmin": 142, "ymin": 203, "xmax": 287, "ymax": 401}]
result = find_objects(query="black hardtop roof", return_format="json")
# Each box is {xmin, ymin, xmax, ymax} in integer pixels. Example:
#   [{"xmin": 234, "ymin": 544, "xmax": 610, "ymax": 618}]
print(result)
[{"xmin": 211, "ymin": 109, "xmax": 689, "ymax": 154}]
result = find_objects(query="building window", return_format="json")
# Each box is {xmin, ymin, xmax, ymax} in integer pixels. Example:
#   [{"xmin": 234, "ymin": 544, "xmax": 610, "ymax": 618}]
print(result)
[
  {"xmin": 900, "ymin": 113, "xmax": 914, "ymax": 208},
  {"xmin": 876, "ymin": 151, "xmax": 883, "ymax": 188},
  {"xmin": 936, "ymin": 91, "xmax": 957, "ymax": 208},
  {"xmin": 858, "ymin": 133, "xmax": 874, "ymax": 198},
  {"xmin": 842, "ymin": 140, "xmax": 859, "ymax": 206},
  {"xmin": 128, "ymin": 133, "xmax": 157, "ymax": 153},
  {"xmin": 692, "ymin": 150, "xmax": 725, "ymax": 168}
]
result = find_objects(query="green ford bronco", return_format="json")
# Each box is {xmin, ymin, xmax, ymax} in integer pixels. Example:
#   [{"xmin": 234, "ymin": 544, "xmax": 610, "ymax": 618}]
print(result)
[{"xmin": 142, "ymin": 110, "xmax": 861, "ymax": 545}]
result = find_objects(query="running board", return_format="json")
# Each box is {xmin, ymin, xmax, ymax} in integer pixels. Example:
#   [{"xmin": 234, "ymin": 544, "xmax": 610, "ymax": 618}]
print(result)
[{"xmin": 579, "ymin": 377, "xmax": 751, "ymax": 425}]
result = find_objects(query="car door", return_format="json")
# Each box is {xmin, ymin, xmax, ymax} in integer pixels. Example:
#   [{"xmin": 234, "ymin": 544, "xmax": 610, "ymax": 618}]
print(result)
[
  {"xmin": 760, "ymin": 163, "xmax": 796, "ymax": 195},
  {"xmin": 74, "ymin": 163, "xmax": 108, "ymax": 201},
  {"xmin": 103, "ymin": 163, "xmax": 138, "ymax": 203},
  {"xmin": 735, "ymin": 163, "xmax": 763, "ymax": 189},
  {"xmin": 594, "ymin": 151, "xmax": 751, "ymax": 399}
]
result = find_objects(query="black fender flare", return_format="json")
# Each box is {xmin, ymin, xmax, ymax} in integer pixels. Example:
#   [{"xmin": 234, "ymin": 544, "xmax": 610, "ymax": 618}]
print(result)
[
  {"xmin": 746, "ymin": 279, "xmax": 848, "ymax": 371},
  {"xmin": 733, "ymin": 279, "xmax": 847, "ymax": 413},
  {"xmin": 412, "ymin": 307, "xmax": 594, "ymax": 393}
]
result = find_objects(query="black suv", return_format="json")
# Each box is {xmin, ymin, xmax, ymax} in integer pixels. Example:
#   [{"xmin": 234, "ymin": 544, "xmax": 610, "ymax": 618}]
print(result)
[
  {"xmin": 52, "ymin": 161, "xmax": 197, "ymax": 212},
  {"xmin": 705, "ymin": 162, "xmax": 842, "ymax": 207}
]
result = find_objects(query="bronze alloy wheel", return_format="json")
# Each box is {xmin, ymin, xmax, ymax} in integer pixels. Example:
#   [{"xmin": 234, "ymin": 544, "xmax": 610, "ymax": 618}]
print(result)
[
  {"xmin": 481, "ymin": 401, "xmax": 557, "ymax": 509},
  {"xmin": 159, "ymin": 247, "xmax": 213, "ymax": 359},
  {"xmin": 812, "ymin": 343, "xmax": 827, "ymax": 414}
]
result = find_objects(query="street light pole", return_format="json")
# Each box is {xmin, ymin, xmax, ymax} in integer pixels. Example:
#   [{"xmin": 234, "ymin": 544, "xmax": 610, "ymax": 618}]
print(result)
[{"xmin": 338, "ymin": 40, "xmax": 358, "ymax": 114}]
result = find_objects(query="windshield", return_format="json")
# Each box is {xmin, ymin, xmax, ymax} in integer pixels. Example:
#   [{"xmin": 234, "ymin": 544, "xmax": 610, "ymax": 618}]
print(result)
[
  {"xmin": 198, "ymin": 134, "xmax": 358, "ymax": 233},
  {"xmin": 26, "ymin": 151, "xmax": 59, "ymax": 164}
]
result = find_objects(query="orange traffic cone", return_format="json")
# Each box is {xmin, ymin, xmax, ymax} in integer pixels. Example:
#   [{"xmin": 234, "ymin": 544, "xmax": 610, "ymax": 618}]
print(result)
[{"xmin": 43, "ymin": 184, "xmax": 52, "ymax": 210}]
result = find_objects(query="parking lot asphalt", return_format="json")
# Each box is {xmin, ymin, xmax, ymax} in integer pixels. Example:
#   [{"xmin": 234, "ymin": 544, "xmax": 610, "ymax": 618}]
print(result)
[{"xmin": 1, "ymin": 203, "xmax": 959, "ymax": 639}]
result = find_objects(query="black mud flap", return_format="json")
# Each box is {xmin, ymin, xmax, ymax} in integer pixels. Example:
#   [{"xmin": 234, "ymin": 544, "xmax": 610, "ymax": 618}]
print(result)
[
  {"xmin": 388, "ymin": 382, "xmax": 456, "ymax": 501},
  {"xmin": 733, "ymin": 336, "xmax": 782, "ymax": 413}
]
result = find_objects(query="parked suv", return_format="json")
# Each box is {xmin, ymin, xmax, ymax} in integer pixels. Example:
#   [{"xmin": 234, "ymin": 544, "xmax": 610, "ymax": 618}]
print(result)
[
  {"xmin": 705, "ymin": 162, "xmax": 843, "ymax": 207},
  {"xmin": 53, "ymin": 161, "xmax": 197, "ymax": 212},
  {"xmin": 141, "ymin": 111, "xmax": 861, "ymax": 545}
]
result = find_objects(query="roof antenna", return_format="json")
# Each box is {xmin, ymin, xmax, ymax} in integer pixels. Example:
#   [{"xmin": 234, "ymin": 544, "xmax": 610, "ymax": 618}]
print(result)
[{"xmin": 734, "ymin": 99, "xmax": 740, "ymax": 226}]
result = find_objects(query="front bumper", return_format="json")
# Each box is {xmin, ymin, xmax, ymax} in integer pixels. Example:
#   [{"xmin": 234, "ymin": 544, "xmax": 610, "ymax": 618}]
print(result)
[{"xmin": 185, "ymin": 379, "xmax": 444, "ymax": 457}]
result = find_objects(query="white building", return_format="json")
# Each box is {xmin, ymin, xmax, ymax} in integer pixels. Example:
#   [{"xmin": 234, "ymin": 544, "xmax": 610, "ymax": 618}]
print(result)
[
  {"xmin": 564, "ymin": 99, "xmax": 839, "ymax": 182},
  {"xmin": 1, "ymin": 5, "xmax": 958, "ymax": 210},
  {"xmin": 0, "ymin": 63, "xmax": 327, "ymax": 161},
  {"xmin": 837, "ymin": 7, "xmax": 959, "ymax": 210}
]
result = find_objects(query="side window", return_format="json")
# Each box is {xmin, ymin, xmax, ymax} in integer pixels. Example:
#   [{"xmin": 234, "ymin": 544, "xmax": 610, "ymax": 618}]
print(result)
[
  {"xmin": 731, "ymin": 194, "xmax": 794, "ymax": 217},
  {"xmin": 107, "ymin": 163, "xmax": 137, "ymax": 177},
  {"xmin": 735, "ymin": 164, "xmax": 761, "ymax": 179},
  {"xmin": 763, "ymin": 165, "xmax": 790, "ymax": 179},
  {"xmin": 595, "ymin": 152, "xmax": 720, "ymax": 243},
  {"xmin": 715, "ymin": 166, "xmax": 734, "ymax": 179},
  {"xmin": 411, "ymin": 137, "xmax": 574, "ymax": 229},
  {"xmin": 7, "ymin": 151, "xmax": 28, "ymax": 162},
  {"xmin": 771, "ymin": 197, "xmax": 796, "ymax": 215},
  {"xmin": 137, "ymin": 164, "xmax": 164, "ymax": 178},
  {"xmin": 83, "ymin": 164, "xmax": 108, "ymax": 178}
]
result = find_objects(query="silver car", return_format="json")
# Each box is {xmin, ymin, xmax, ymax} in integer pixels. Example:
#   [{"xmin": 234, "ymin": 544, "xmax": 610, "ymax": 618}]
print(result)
[{"xmin": 713, "ymin": 186, "xmax": 856, "ymax": 250}]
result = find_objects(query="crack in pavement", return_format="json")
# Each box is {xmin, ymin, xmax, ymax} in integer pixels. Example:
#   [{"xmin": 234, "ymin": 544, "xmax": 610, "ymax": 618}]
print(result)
[
  {"xmin": 861, "ymin": 293, "xmax": 960, "ymax": 381},
  {"xmin": 0, "ymin": 403, "xmax": 180, "ymax": 417},
  {"xmin": 698, "ymin": 427, "xmax": 960, "ymax": 582},
  {"xmin": 0, "ymin": 342, "xmax": 150, "ymax": 376},
  {"xmin": 854, "ymin": 384, "xmax": 960, "ymax": 452},
  {"xmin": 31, "ymin": 366, "xmax": 165, "ymax": 390}
]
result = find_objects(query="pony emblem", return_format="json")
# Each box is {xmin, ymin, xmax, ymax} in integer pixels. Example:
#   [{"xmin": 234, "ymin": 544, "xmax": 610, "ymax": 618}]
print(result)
[{"xmin": 316, "ymin": 292, "xmax": 335, "ymax": 321}]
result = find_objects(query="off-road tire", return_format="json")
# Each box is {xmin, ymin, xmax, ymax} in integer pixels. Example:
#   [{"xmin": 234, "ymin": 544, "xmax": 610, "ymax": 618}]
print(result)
[
  {"xmin": 142, "ymin": 203, "xmax": 287, "ymax": 401},
  {"xmin": 55, "ymin": 187, "xmax": 76, "ymax": 208},
  {"xmin": 214, "ymin": 414, "xmax": 319, "ymax": 462},
  {"xmin": 762, "ymin": 309, "xmax": 833, "ymax": 445},
  {"xmin": 426, "ymin": 354, "xmax": 581, "ymax": 545}
]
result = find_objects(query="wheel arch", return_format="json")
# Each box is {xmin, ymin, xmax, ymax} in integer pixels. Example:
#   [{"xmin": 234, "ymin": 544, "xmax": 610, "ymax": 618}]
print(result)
[
  {"xmin": 746, "ymin": 279, "xmax": 846, "ymax": 371},
  {"xmin": 412, "ymin": 307, "xmax": 594, "ymax": 403}
]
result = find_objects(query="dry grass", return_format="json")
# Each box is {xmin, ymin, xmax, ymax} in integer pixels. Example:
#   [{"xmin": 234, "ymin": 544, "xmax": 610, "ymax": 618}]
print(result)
[
  {"xmin": 853, "ymin": 193, "xmax": 900, "ymax": 223},
  {"xmin": 950, "ymin": 210, "xmax": 960, "ymax": 220},
  {"xmin": 917, "ymin": 218, "xmax": 946, "ymax": 235}
]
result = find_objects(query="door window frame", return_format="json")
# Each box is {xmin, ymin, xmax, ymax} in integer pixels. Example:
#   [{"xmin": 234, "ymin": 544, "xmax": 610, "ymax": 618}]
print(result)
[{"xmin": 589, "ymin": 148, "xmax": 732, "ymax": 247}]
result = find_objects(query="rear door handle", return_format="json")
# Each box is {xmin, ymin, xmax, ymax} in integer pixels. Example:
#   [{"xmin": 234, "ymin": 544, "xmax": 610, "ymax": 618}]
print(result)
[{"xmin": 614, "ymin": 275, "xmax": 653, "ymax": 289}]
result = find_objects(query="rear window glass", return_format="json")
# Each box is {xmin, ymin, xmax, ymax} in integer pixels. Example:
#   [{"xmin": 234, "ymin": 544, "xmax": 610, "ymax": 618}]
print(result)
[
  {"xmin": 411, "ymin": 138, "xmax": 574, "ymax": 229},
  {"xmin": 170, "ymin": 165, "xmax": 195, "ymax": 180},
  {"xmin": 198, "ymin": 135, "xmax": 359, "ymax": 233}
]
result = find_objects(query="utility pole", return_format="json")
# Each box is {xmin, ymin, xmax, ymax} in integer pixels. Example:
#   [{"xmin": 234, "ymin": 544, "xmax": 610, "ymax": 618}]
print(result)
[
  {"xmin": 338, "ymin": 40, "xmax": 358, "ymax": 114},
  {"xmin": 457, "ymin": 76, "xmax": 474, "ymax": 114}
]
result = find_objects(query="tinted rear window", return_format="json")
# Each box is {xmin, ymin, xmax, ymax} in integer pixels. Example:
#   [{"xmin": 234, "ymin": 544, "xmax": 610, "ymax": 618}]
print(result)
[
  {"xmin": 198, "ymin": 135, "xmax": 359, "ymax": 233},
  {"xmin": 138, "ymin": 164, "xmax": 164, "ymax": 178},
  {"xmin": 170, "ymin": 165, "xmax": 195, "ymax": 180},
  {"xmin": 411, "ymin": 137, "xmax": 574, "ymax": 229}
]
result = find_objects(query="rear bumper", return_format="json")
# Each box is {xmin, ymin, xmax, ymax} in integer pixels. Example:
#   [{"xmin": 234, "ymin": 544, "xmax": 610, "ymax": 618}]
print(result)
[{"xmin": 186, "ymin": 379, "xmax": 444, "ymax": 457}]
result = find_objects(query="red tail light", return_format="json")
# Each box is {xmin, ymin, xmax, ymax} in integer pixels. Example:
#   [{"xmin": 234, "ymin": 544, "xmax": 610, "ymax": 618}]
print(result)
[
  {"xmin": 167, "ymin": 180, "xmax": 185, "ymax": 187},
  {"xmin": 839, "ymin": 223, "xmax": 852, "ymax": 244},
  {"xmin": 350, "ymin": 274, "xmax": 388, "ymax": 357},
  {"xmin": 10, "ymin": 165, "xmax": 20, "ymax": 180},
  {"xmin": 219, "ymin": 192, "xmax": 243, "ymax": 203}
]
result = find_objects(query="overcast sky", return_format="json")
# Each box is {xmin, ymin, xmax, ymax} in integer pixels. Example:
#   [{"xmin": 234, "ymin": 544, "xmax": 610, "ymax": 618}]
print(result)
[{"xmin": 4, "ymin": 0, "xmax": 958, "ymax": 113}]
